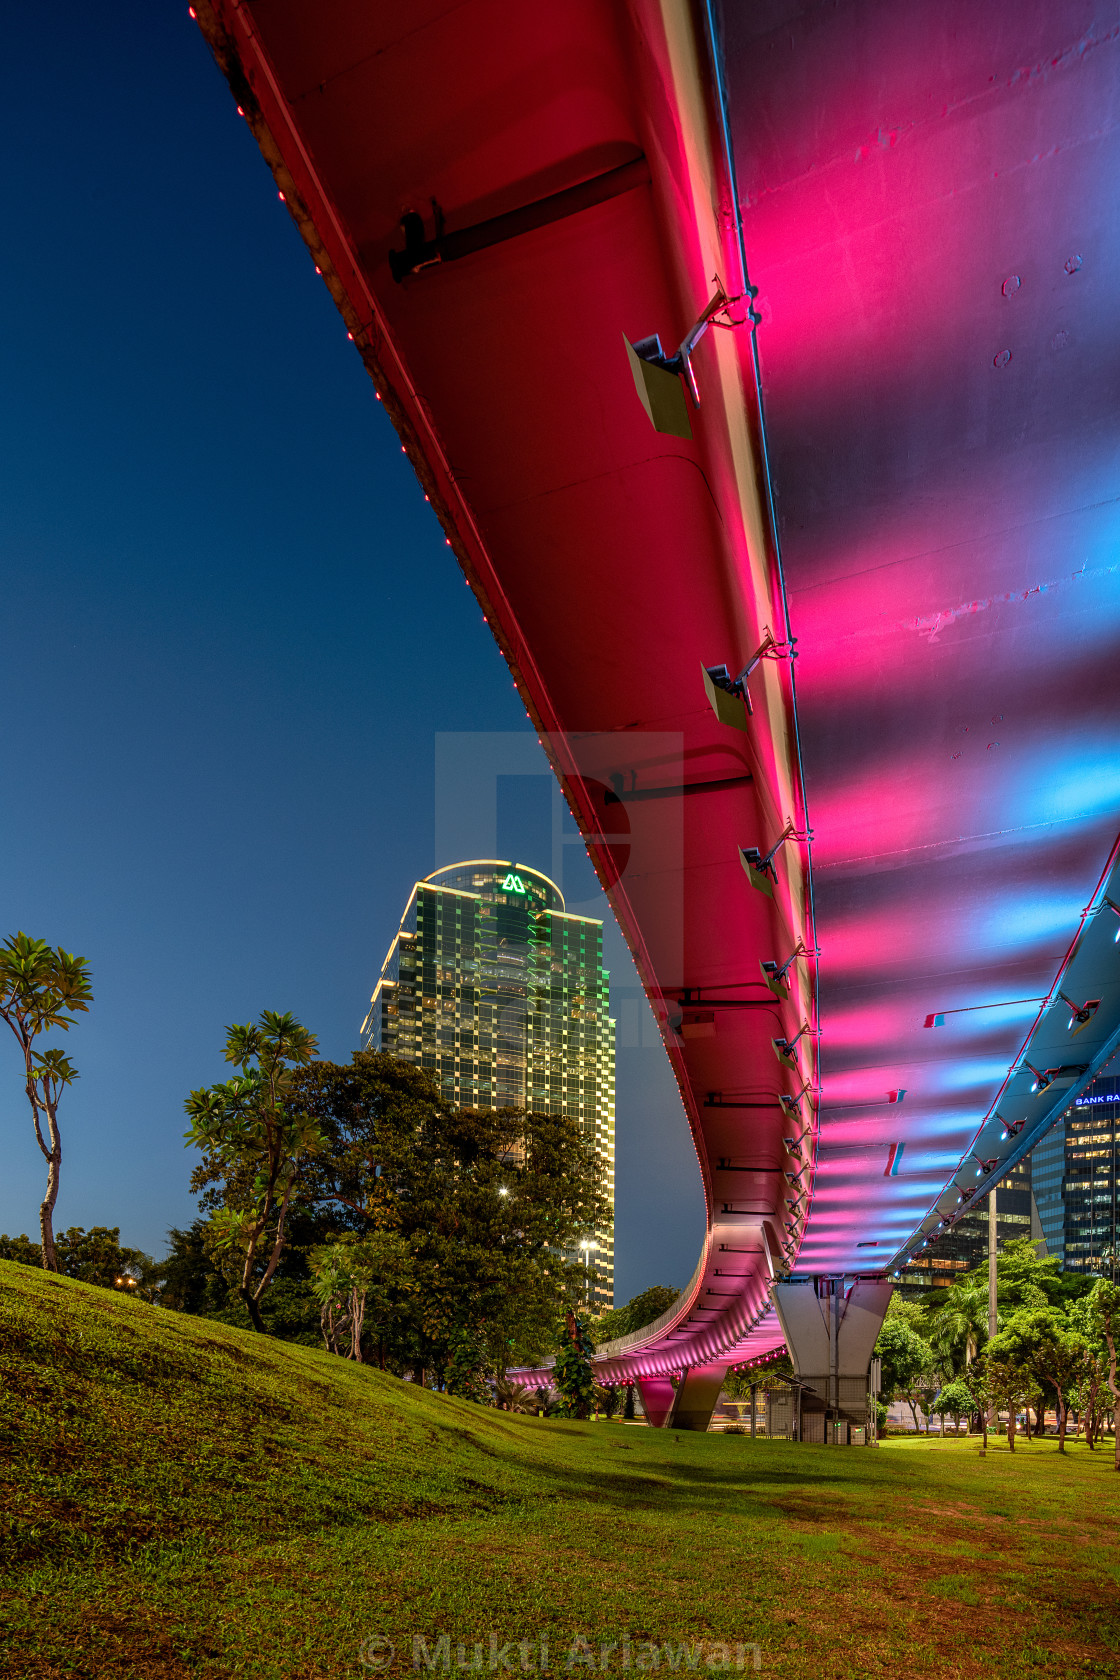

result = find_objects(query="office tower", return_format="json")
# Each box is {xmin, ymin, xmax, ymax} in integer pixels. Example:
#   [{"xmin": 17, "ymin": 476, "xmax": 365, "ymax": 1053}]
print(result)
[
  {"xmin": 894, "ymin": 1156, "xmax": 1043, "ymax": 1296},
  {"xmin": 1031, "ymin": 1075, "xmax": 1119, "ymax": 1276},
  {"xmin": 362, "ymin": 860, "xmax": 615, "ymax": 1306}
]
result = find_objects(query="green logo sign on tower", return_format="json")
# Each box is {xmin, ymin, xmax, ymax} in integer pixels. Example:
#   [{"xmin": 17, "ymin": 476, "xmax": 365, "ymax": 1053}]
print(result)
[{"xmin": 501, "ymin": 872, "xmax": 527, "ymax": 893}]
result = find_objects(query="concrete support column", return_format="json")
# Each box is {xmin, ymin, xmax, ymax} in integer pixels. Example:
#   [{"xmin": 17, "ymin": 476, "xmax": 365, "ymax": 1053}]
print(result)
[
  {"xmin": 773, "ymin": 1277, "xmax": 893, "ymax": 1442},
  {"xmin": 669, "ymin": 1361, "xmax": 730, "ymax": 1431},
  {"xmin": 635, "ymin": 1374, "xmax": 677, "ymax": 1429}
]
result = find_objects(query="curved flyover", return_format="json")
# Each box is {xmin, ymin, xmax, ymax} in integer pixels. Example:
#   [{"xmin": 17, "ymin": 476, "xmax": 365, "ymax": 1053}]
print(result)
[{"xmin": 194, "ymin": 0, "xmax": 1120, "ymax": 1415}]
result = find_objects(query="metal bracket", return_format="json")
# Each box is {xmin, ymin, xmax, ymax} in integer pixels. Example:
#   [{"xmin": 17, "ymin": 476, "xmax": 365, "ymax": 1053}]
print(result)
[
  {"xmin": 772, "ymin": 1021, "xmax": 816, "ymax": 1070},
  {"xmin": 741, "ymin": 821, "xmax": 811, "ymax": 895},
  {"xmin": 1058, "ymin": 990, "xmax": 1101, "ymax": 1035},
  {"xmin": 630, "ymin": 280, "xmax": 749, "ymax": 405},
  {"xmin": 705, "ymin": 627, "xmax": 798, "ymax": 717},
  {"xmin": 761, "ymin": 941, "xmax": 811, "ymax": 999}
]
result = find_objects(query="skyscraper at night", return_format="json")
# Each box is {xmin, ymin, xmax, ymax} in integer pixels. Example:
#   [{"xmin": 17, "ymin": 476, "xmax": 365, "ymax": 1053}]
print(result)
[
  {"xmin": 894, "ymin": 1155, "xmax": 1043, "ymax": 1297},
  {"xmin": 1030, "ymin": 1074, "xmax": 1120, "ymax": 1276},
  {"xmin": 361, "ymin": 860, "xmax": 615, "ymax": 1305}
]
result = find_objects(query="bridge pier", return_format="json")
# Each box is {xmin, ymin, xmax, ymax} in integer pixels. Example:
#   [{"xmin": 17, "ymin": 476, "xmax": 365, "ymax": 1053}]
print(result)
[
  {"xmin": 635, "ymin": 1375, "xmax": 677, "ymax": 1429},
  {"xmin": 773, "ymin": 1277, "xmax": 892, "ymax": 1443},
  {"xmin": 636, "ymin": 1362, "xmax": 730, "ymax": 1431},
  {"xmin": 668, "ymin": 1360, "xmax": 730, "ymax": 1431}
]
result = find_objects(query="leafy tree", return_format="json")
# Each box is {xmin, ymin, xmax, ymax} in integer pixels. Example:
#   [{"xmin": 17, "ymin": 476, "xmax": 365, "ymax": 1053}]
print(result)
[
  {"xmin": 874, "ymin": 1316, "xmax": 933, "ymax": 1429},
  {"xmin": 294, "ymin": 1052, "xmax": 610, "ymax": 1378},
  {"xmin": 988, "ymin": 1309, "xmax": 1089, "ymax": 1452},
  {"xmin": 597, "ymin": 1384, "xmax": 621, "ymax": 1420},
  {"xmin": 309, "ymin": 1231, "xmax": 415, "ymax": 1365},
  {"xmin": 0, "ymin": 933, "xmax": 93, "ymax": 1271},
  {"xmin": 553, "ymin": 1310, "xmax": 596, "ymax": 1419},
  {"xmin": 185, "ymin": 1011, "xmax": 322, "ymax": 1333},
  {"xmin": 160, "ymin": 1221, "xmax": 231, "ymax": 1316},
  {"xmin": 1087, "ymin": 1279, "xmax": 1120, "ymax": 1471},
  {"xmin": 0, "ymin": 1232, "xmax": 47, "ymax": 1266},
  {"xmin": 934, "ymin": 1378, "xmax": 977, "ymax": 1434},
  {"xmin": 444, "ymin": 1326, "xmax": 489, "ymax": 1403},
  {"xmin": 972, "ymin": 1357, "xmax": 1040, "ymax": 1454},
  {"xmin": 0, "ymin": 1224, "xmax": 157, "ymax": 1296},
  {"xmin": 1068, "ymin": 1293, "xmax": 1111, "ymax": 1448},
  {"xmin": 592, "ymin": 1285, "xmax": 680, "ymax": 1346}
]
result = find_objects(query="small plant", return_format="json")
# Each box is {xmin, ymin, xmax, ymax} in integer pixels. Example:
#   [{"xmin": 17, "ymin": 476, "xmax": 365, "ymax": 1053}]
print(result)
[{"xmin": 724, "ymin": 1422, "xmax": 746, "ymax": 1435}]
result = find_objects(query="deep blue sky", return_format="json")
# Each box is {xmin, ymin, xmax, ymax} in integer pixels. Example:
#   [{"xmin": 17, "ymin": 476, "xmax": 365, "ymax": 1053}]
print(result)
[{"xmin": 0, "ymin": 2, "xmax": 704, "ymax": 1301}]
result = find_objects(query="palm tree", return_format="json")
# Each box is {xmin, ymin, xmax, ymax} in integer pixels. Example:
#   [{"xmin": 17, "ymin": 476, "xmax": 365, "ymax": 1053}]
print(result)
[{"xmin": 927, "ymin": 1280, "xmax": 990, "ymax": 1376}]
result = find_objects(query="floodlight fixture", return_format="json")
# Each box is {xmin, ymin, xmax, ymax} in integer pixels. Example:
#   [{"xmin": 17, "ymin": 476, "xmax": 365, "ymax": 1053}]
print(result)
[
  {"xmin": 998, "ymin": 1113, "xmax": 1025, "ymax": 1141},
  {"xmin": 761, "ymin": 942, "xmax": 808, "ymax": 1000},
  {"xmin": 742, "ymin": 822, "xmax": 810, "ymax": 896},
  {"xmin": 1023, "ymin": 1060, "xmax": 1051, "ymax": 1093},
  {"xmin": 772, "ymin": 1022, "xmax": 814, "ymax": 1070},
  {"xmin": 703, "ymin": 629, "xmax": 798, "ymax": 725},
  {"xmin": 1058, "ymin": 990, "xmax": 1100, "ymax": 1035},
  {"xmin": 1024, "ymin": 1060, "xmax": 1087, "ymax": 1093},
  {"xmin": 626, "ymin": 282, "xmax": 753, "ymax": 438}
]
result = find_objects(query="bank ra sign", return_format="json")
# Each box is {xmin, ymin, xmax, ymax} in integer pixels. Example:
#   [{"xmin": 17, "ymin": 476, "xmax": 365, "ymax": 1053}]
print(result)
[{"xmin": 501, "ymin": 872, "xmax": 528, "ymax": 894}]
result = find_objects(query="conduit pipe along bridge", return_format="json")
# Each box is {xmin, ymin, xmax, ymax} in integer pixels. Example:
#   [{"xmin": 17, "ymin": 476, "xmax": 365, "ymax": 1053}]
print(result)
[{"xmin": 195, "ymin": 0, "xmax": 1120, "ymax": 1431}]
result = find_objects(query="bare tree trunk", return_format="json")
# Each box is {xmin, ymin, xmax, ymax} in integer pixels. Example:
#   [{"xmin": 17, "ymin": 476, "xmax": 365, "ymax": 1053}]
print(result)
[
  {"xmin": 38, "ymin": 1142, "xmax": 61, "ymax": 1272},
  {"xmin": 1007, "ymin": 1408, "xmax": 1016, "ymax": 1453},
  {"xmin": 30, "ymin": 1079, "xmax": 62, "ymax": 1273},
  {"xmin": 1057, "ymin": 1391, "xmax": 1067, "ymax": 1454},
  {"xmin": 240, "ymin": 1285, "xmax": 267, "ymax": 1334},
  {"xmin": 350, "ymin": 1286, "xmax": 366, "ymax": 1361}
]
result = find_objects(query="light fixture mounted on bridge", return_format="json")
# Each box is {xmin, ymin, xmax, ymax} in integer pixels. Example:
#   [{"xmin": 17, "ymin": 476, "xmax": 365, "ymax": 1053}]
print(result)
[
  {"xmin": 772, "ymin": 1022, "xmax": 815, "ymax": 1070},
  {"xmin": 1058, "ymin": 991, "xmax": 1101, "ymax": 1035},
  {"xmin": 1023, "ymin": 1060, "xmax": 1087, "ymax": 1094},
  {"xmin": 703, "ymin": 628, "xmax": 798, "ymax": 727},
  {"xmin": 625, "ymin": 280, "xmax": 753, "ymax": 440},
  {"xmin": 741, "ymin": 821, "xmax": 810, "ymax": 896},
  {"xmin": 997, "ymin": 1113, "xmax": 1025, "ymax": 1141},
  {"xmin": 779, "ymin": 1085, "xmax": 813, "ymax": 1119},
  {"xmin": 760, "ymin": 942, "xmax": 808, "ymax": 1000}
]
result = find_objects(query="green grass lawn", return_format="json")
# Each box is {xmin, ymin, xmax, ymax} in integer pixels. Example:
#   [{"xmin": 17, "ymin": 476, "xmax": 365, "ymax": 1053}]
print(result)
[{"xmin": 3, "ymin": 1261, "xmax": 1120, "ymax": 1680}]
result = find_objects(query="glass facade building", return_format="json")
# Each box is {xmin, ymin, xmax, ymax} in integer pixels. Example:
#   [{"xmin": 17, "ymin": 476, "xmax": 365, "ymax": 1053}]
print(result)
[
  {"xmin": 894, "ymin": 1156, "xmax": 1041, "ymax": 1296},
  {"xmin": 361, "ymin": 860, "xmax": 616, "ymax": 1306},
  {"xmin": 1030, "ymin": 1075, "xmax": 1120, "ymax": 1278}
]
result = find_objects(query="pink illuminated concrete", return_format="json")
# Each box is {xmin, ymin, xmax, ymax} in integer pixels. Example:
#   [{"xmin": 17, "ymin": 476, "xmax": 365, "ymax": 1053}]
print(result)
[{"xmin": 192, "ymin": 0, "xmax": 1120, "ymax": 1386}]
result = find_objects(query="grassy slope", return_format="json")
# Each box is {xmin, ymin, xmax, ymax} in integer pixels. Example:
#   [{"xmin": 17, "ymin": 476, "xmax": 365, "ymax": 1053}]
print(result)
[{"xmin": 2, "ymin": 1262, "xmax": 1120, "ymax": 1680}]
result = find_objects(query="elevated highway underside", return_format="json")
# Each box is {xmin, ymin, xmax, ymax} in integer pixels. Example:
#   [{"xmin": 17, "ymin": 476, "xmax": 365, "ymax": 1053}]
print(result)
[{"xmin": 195, "ymin": 0, "xmax": 1120, "ymax": 1411}]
